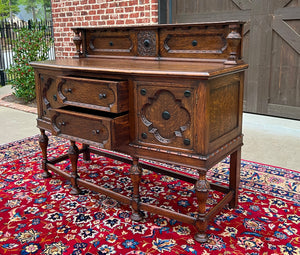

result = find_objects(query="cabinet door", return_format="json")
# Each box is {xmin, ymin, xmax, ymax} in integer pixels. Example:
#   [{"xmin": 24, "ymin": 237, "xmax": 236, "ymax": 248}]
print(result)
[{"xmin": 135, "ymin": 81, "xmax": 195, "ymax": 152}]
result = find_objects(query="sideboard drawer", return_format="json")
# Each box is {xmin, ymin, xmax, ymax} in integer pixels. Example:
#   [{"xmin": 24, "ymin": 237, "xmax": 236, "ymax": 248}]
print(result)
[
  {"xmin": 57, "ymin": 76, "xmax": 129, "ymax": 113},
  {"xmin": 159, "ymin": 27, "xmax": 228, "ymax": 59},
  {"xmin": 51, "ymin": 108, "xmax": 129, "ymax": 149},
  {"xmin": 87, "ymin": 30, "xmax": 134, "ymax": 56}
]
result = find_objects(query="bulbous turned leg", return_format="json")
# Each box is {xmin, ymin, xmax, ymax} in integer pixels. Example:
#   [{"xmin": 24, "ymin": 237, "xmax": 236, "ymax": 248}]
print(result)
[
  {"xmin": 82, "ymin": 143, "xmax": 91, "ymax": 162},
  {"xmin": 39, "ymin": 129, "xmax": 51, "ymax": 178},
  {"xmin": 68, "ymin": 141, "xmax": 81, "ymax": 195},
  {"xmin": 194, "ymin": 170, "xmax": 210, "ymax": 243},
  {"xmin": 129, "ymin": 157, "xmax": 143, "ymax": 221}
]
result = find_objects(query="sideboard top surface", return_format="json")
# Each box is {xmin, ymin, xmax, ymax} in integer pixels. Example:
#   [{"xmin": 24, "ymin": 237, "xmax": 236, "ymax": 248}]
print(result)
[{"xmin": 31, "ymin": 58, "xmax": 248, "ymax": 78}]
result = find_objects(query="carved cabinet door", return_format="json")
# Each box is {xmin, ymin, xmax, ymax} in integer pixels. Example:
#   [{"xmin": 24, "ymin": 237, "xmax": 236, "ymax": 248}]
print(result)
[{"xmin": 134, "ymin": 80, "xmax": 196, "ymax": 152}]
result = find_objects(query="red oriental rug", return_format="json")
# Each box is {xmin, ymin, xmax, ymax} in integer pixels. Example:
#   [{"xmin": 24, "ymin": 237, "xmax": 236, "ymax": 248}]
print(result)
[{"xmin": 0, "ymin": 135, "xmax": 299, "ymax": 255}]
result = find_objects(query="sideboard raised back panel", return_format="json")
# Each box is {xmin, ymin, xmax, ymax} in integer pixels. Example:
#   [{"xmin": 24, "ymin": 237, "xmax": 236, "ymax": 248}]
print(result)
[{"xmin": 75, "ymin": 22, "xmax": 243, "ymax": 61}]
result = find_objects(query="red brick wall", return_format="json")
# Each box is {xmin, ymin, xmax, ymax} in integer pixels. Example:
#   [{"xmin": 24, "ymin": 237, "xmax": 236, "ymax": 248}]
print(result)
[{"xmin": 51, "ymin": 0, "xmax": 159, "ymax": 58}]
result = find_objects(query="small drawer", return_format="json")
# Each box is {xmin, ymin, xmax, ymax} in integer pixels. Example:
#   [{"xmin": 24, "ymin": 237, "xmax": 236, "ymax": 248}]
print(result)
[
  {"xmin": 87, "ymin": 30, "xmax": 134, "ymax": 56},
  {"xmin": 51, "ymin": 107, "xmax": 129, "ymax": 150},
  {"xmin": 57, "ymin": 76, "xmax": 128, "ymax": 113},
  {"xmin": 159, "ymin": 27, "xmax": 228, "ymax": 59}
]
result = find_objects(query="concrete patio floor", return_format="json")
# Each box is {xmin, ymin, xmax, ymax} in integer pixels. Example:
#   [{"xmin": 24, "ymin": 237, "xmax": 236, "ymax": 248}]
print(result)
[{"xmin": 0, "ymin": 85, "xmax": 299, "ymax": 171}]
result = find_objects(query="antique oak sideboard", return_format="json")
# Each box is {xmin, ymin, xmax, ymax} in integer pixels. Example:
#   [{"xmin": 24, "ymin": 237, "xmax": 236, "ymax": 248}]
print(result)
[{"xmin": 31, "ymin": 22, "xmax": 248, "ymax": 243}]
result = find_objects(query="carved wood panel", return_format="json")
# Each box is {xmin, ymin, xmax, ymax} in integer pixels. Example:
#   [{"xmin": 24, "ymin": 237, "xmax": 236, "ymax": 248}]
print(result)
[
  {"xmin": 40, "ymin": 74, "xmax": 61, "ymax": 119},
  {"xmin": 135, "ymin": 81, "xmax": 195, "ymax": 151},
  {"xmin": 137, "ymin": 30, "xmax": 157, "ymax": 56}
]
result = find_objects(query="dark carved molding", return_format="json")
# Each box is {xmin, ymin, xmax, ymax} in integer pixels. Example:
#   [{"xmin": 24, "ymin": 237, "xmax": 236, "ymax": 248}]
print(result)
[
  {"xmin": 137, "ymin": 30, "xmax": 157, "ymax": 56},
  {"xmin": 41, "ymin": 76, "xmax": 53, "ymax": 111}
]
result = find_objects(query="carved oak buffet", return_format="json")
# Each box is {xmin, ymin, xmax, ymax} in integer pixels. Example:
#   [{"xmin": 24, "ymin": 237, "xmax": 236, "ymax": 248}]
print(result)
[{"xmin": 31, "ymin": 22, "xmax": 248, "ymax": 242}]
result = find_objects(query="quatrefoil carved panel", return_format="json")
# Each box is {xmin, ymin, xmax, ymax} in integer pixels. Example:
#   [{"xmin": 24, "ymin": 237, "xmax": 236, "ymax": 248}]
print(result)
[
  {"xmin": 141, "ymin": 90, "xmax": 190, "ymax": 144},
  {"xmin": 137, "ymin": 30, "xmax": 156, "ymax": 56}
]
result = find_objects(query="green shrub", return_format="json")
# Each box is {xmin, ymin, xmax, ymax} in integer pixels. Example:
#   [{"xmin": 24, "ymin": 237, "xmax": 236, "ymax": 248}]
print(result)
[{"xmin": 8, "ymin": 23, "xmax": 52, "ymax": 102}]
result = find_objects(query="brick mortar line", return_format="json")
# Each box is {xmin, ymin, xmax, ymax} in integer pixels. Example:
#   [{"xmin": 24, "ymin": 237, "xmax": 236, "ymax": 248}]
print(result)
[{"xmin": 0, "ymin": 93, "xmax": 37, "ymax": 114}]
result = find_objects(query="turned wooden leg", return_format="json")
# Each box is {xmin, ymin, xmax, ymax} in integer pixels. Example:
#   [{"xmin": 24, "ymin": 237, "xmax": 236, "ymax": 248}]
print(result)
[
  {"xmin": 68, "ymin": 141, "xmax": 81, "ymax": 195},
  {"xmin": 129, "ymin": 157, "xmax": 143, "ymax": 221},
  {"xmin": 82, "ymin": 144, "xmax": 91, "ymax": 162},
  {"xmin": 194, "ymin": 170, "xmax": 210, "ymax": 243},
  {"xmin": 229, "ymin": 148, "xmax": 241, "ymax": 208},
  {"xmin": 38, "ymin": 129, "xmax": 51, "ymax": 178}
]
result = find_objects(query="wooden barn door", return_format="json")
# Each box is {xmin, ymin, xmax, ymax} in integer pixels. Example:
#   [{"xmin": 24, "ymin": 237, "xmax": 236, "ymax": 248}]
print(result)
[{"xmin": 160, "ymin": 0, "xmax": 300, "ymax": 119}]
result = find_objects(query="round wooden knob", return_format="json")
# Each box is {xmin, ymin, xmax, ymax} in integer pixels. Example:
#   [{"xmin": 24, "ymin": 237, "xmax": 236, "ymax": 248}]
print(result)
[{"xmin": 162, "ymin": 111, "xmax": 171, "ymax": 120}]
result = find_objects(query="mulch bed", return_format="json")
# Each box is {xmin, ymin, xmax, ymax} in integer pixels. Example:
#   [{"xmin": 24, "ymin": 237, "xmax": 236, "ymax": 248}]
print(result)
[
  {"xmin": 0, "ymin": 93, "xmax": 37, "ymax": 114},
  {"xmin": 1, "ymin": 94, "xmax": 37, "ymax": 108}
]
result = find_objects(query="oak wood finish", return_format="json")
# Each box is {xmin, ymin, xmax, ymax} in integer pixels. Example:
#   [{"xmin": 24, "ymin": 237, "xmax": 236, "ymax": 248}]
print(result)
[{"xmin": 31, "ymin": 22, "xmax": 247, "ymax": 243}]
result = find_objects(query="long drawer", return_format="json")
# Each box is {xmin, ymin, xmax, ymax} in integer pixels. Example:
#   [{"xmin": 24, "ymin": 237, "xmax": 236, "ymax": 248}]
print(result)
[
  {"xmin": 51, "ymin": 107, "xmax": 129, "ymax": 150},
  {"xmin": 57, "ymin": 76, "xmax": 128, "ymax": 113}
]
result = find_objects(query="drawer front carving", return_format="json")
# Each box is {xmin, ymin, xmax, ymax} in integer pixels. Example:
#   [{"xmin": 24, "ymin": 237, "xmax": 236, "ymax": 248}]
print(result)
[
  {"xmin": 135, "ymin": 82, "xmax": 195, "ymax": 151},
  {"xmin": 57, "ymin": 77, "xmax": 128, "ymax": 113},
  {"xmin": 40, "ymin": 74, "xmax": 62, "ymax": 118},
  {"xmin": 51, "ymin": 109, "xmax": 129, "ymax": 149},
  {"xmin": 87, "ymin": 30, "xmax": 134, "ymax": 56},
  {"xmin": 159, "ymin": 27, "xmax": 229, "ymax": 59}
]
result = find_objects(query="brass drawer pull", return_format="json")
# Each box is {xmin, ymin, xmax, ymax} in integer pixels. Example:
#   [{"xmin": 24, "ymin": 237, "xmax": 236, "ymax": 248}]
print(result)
[
  {"xmin": 99, "ymin": 93, "xmax": 107, "ymax": 99},
  {"xmin": 93, "ymin": 130, "xmax": 100, "ymax": 134},
  {"xmin": 58, "ymin": 121, "xmax": 66, "ymax": 126}
]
